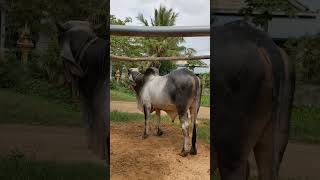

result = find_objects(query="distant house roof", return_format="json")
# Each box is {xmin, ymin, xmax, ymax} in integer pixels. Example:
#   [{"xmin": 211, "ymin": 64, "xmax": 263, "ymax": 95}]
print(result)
[
  {"xmin": 212, "ymin": 0, "xmax": 320, "ymax": 40},
  {"xmin": 212, "ymin": 0, "xmax": 317, "ymax": 18}
]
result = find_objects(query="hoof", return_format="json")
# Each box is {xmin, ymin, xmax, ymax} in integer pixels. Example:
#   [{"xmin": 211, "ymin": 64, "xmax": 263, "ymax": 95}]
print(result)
[
  {"xmin": 179, "ymin": 150, "xmax": 189, "ymax": 157},
  {"xmin": 142, "ymin": 133, "xmax": 149, "ymax": 139},
  {"xmin": 190, "ymin": 147, "xmax": 197, "ymax": 155},
  {"xmin": 155, "ymin": 129, "xmax": 163, "ymax": 136}
]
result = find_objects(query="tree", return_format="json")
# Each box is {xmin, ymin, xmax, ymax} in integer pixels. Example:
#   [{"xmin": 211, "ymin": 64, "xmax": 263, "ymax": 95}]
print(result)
[
  {"xmin": 284, "ymin": 35, "xmax": 320, "ymax": 83},
  {"xmin": 6, "ymin": 0, "xmax": 107, "ymax": 45},
  {"xmin": 110, "ymin": 15, "xmax": 148, "ymax": 76},
  {"xmin": 240, "ymin": 0, "xmax": 297, "ymax": 32},
  {"xmin": 137, "ymin": 5, "xmax": 186, "ymax": 75}
]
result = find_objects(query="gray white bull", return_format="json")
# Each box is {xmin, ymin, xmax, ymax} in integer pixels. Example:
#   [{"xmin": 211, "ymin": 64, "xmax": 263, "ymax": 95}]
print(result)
[{"xmin": 128, "ymin": 67, "xmax": 202, "ymax": 157}]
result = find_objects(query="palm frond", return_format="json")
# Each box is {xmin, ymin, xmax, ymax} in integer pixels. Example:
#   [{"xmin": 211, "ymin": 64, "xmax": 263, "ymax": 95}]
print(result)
[{"xmin": 136, "ymin": 13, "xmax": 149, "ymax": 26}]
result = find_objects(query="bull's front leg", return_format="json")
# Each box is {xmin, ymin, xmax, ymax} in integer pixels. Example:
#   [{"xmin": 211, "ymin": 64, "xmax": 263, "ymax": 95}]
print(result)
[
  {"xmin": 154, "ymin": 109, "xmax": 163, "ymax": 136},
  {"xmin": 142, "ymin": 104, "xmax": 151, "ymax": 139},
  {"xmin": 179, "ymin": 113, "xmax": 189, "ymax": 157}
]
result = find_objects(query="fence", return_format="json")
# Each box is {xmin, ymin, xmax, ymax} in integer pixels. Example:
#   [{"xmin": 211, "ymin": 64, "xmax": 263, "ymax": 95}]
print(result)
[{"xmin": 110, "ymin": 25, "xmax": 210, "ymax": 62}]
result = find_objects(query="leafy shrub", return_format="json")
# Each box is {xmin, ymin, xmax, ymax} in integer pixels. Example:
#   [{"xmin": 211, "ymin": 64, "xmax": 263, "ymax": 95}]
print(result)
[
  {"xmin": 0, "ymin": 44, "xmax": 77, "ymax": 108},
  {"xmin": 110, "ymin": 79, "xmax": 134, "ymax": 95},
  {"xmin": 284, "ymin": 35, "xmax": 320, "ymax": 83}
]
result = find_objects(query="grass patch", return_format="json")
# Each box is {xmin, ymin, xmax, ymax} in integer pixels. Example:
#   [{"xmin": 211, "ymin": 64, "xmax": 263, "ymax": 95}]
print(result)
[
  {"xmin": 0, "ymin": 89, "xmax": 81, "ymax": 127},
  {"xmin": 0, "ymin": 150, "xmax": 107, "ymax": 180},
  {"xmin": 1, "ymin": 88, "xmax": 320, "ymax": 145},
  {"xmin": 110, "ymin": 111, "xmax": 144, "ymax": 122},
  {"xmin": 201, "ymin": 95, "xmax": 210, "ymax": 107},
  {"xmin": 110, "ymin": 90, "xmax": 136, "ymax": 102},
  {"xmin": 290, "ymin": 106, "xmax": 320, "ymax": 144},
  {"xmin": 111, "ymin": 89, "xmax": 210, "ymax": 107}
]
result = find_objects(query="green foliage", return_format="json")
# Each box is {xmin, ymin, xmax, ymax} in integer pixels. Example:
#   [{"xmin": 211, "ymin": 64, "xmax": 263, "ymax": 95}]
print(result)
[
  {"xmin": 198, "ymin": 73, "xmax": 210, "ymax": 89},
  {"xmin": 159, "ymin": 61, "xmax": 177, "ymax": 75},
  {"xmin": 0, "ymin": 89, "xmax": 80, "ymax": 127},
  {"xmin": 110, "ymin": 15, "xmax": 149, "ymax": 76},
  {"xmin": 284, "ymin": 35, "xmax": 320, "ymax": 83},
  {"xmin": 6, "ymin": 0, "xmax": 107, "ymax": 47},
  {"xmin": 186, "ymin": 60, "xmax": 206, "ymax": 71},
  {"xmin": 136, "ymin": 4, "xmax": 186, "ymax": 74},
  {"xmin": 240, "ymin": 0, "xmax": 297, "ymax": 31},
  {"xmin": 28, "ymin": 38, "xmax": 64, "ymax": 84},
  {"xmin": 290, "ymin": 106, "xmax": 320, "ymax": 144},
  {"xmin": 0, "ymin": 151, "xmax": 106, "ymax": 180},
  {"xmin": 110, "ymin": 79, "xmax": 133, "ymax": 95},
  {"xmin": 0, "ymin": 49, "xmax": 75, "ymax": 107}
]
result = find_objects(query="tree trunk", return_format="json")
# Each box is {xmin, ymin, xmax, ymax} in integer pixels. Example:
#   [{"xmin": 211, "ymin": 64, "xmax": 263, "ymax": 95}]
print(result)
[{"xmin": 0, "ymin": 8, "xmax": 6, "ymax": 62}]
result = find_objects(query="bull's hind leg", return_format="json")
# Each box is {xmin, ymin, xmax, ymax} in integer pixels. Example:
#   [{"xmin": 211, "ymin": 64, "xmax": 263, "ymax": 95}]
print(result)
[
  {"xmin": 179, "ymin": 113, "xmax": 189, "ymax": 157},
  {"xmin": 154, "ymin": 109, "xmax": 163, "ymax": 136},
  {"xmin": 189, "ymin": 103, "xmax": 198, "ymax": 155},
  {"xmin": 142, "ymin": 104, "xmax": 151, "ymax": 139},
  {"xmin": 253, "ymin": 120, "xmax": 277, "ymax": 180}
]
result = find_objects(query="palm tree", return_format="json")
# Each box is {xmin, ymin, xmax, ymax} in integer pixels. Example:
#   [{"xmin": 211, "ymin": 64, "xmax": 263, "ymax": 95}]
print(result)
[{"xmin": 136, "ymin": 5, "xmax": 187, "ymax": 74}]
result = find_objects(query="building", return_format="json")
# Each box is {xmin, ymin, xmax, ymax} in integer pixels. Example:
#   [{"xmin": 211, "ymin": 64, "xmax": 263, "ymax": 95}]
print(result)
[{"xmin": 212, "ymin": 0, "xmax": 320, "ymax": 44}]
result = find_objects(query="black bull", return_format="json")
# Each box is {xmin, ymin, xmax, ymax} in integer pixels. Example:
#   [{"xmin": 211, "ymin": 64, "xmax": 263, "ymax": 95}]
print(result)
[
  {"xmin": 211, "ymin": 21, "xmax": 295, "ymax": 180},
  {"xmin": 56, "ymin": 21, "xmax": 109, "ymax": 165}
]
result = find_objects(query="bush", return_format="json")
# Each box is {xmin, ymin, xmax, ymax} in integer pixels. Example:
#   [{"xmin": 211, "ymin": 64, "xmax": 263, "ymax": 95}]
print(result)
[
  {"xmin": 0, "ymin": 45, "xmax": 76, "ymax": 108},
  {"xmin": 110, "ymin": 79, "xmax": 134, "ymax": 95},
  {"xmin": 198, "ymin": 73, "xmax": 210, "ymax": 89},
  {"xmin": 284, "ymin": 35, "xmax": 320, "ymax": 83}
]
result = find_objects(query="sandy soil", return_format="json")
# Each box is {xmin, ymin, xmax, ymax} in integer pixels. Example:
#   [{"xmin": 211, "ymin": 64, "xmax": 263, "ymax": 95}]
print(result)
[
  {"xmin": 0, "ymin": 124, "xmax": 319, "ymax": 179},
  {"xmin": 110, "ymin": 122, "xmax": 210, "ymax": 180},
  {"xmin": 111, "ymin": 101, "xmax": 210, "ymax": 119}
]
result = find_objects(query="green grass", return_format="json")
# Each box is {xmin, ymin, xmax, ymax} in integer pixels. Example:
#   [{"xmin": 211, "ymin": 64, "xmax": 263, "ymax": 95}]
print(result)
[
  {"xmin": 0, "ymin": 150, "xmax": 107, "ymax": 180},
  {"xmin": 1, "ymin": 88, "xmax": 320, "ymax": 145},
  {"xmin": 290, "ymin": 106, "xmax": 320, "ymax": 144},
  {"xmin": 110, "ymin": 89, "xmax": 136, "ymax": 102},
  {"xmin": 111, "ymin": 89, "xmax": 210, "ymax": 107},
  {"xmin": 201, "ymin": 95, "xmax": 210, "ymax": 107},
  {"xmin": 0, "ymin": 89, "xmax": 81, "ymax": 127}
]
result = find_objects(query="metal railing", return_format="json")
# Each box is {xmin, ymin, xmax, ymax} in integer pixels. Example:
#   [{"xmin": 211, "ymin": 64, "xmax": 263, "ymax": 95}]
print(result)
[
  {"xmin": 110, "ymin": 25, "xmax": 210, "ymax": 37},
  {"xmin": 110, "ymin": 25, "xmax": 210, "ymax": 61}
]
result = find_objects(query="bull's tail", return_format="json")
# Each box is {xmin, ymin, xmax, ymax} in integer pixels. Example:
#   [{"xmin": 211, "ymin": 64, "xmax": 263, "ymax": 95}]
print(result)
[
  {"xmin": 190, "ymin": 75, "xmax": 202, "ymax": 155},
  {"xmin": 273, "ymin": 48, "xmax": 295, "ymax": 177},
  {"xmin": 197, "ymin": 75, "xmax": 203, "ymax": 113}
]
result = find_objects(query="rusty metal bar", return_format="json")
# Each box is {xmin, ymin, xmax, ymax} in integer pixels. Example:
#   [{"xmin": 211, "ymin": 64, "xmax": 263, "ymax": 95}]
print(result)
[
  {"xmin": 110, "ymin": 25, "xmax": 210, "ymax": 37},
  {"xmin": 111, "ymin": 55, "xmax": 210, "ymax": 61}
]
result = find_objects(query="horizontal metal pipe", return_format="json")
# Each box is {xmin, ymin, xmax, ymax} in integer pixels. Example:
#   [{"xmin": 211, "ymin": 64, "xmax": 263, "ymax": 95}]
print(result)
[
  {"xmin": 111, "ymin": 55, "xmax": 210, "ymax": 61},
  {"xmin": 110, "ymin": 25, "xmax": 210, "ymax": 37}
]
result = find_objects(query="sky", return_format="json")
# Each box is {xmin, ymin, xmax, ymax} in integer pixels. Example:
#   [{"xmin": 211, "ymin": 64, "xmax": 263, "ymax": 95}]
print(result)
[{"xmin": 110, "ymin": 0, "xmax": 210, "ymax": 67}]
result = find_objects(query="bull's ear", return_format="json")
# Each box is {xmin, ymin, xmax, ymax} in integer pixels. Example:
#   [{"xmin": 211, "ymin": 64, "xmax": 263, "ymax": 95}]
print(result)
[{"xmin": 61, "ymin": 41, "xmax": 84, "ymax": 77}]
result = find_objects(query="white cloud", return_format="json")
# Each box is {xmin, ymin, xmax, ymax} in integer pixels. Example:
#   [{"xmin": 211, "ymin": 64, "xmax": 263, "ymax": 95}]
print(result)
[{"xmin": 110, "ymin": 0, "xmax": 210, "ymax": 66}]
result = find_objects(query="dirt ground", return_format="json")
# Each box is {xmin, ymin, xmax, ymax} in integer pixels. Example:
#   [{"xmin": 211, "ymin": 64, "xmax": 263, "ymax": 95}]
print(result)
[
  {"xmin": 111, "ymin": 101, "xmax": 210, "ymax": 119},
  {"xmin": 0, "ymin": 124, "xmax": 103, "ymax": 164},
  {"xmin": 110, "ymin": 122, "xmax": 210, "ymax": 180},
  {"xmin": 0, "ymin": 124, "xmax": 319, "ymax": 179}
]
